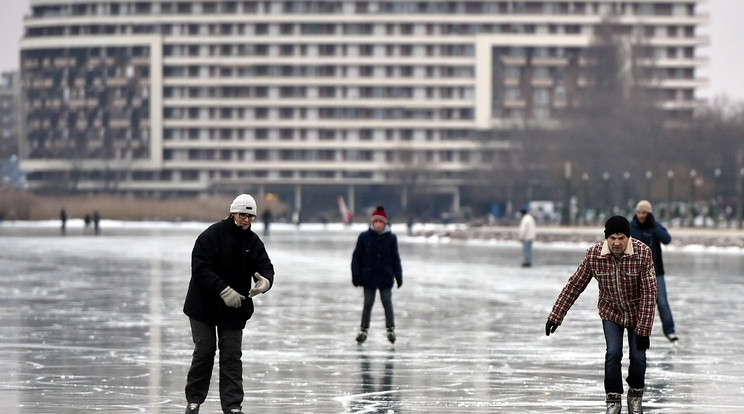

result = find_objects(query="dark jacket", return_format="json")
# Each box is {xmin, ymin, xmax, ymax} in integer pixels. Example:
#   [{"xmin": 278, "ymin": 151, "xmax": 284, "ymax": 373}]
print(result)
[
  {"xmin": 630, "ymin": 213, "xmax": 671, "ymax": 275},
  {"xmin": 351, "ymin": 226, "xmax": 403, "ymax": 289},
  {"xmin": 183, "ymin": 218, "xmax": 274, "ymax": 329}
]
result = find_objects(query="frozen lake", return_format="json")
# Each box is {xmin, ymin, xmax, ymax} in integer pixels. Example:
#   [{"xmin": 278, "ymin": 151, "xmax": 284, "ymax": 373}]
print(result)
[{"xmin": 0, "ymin": 221, "xmax": 743, "ymax": 413}]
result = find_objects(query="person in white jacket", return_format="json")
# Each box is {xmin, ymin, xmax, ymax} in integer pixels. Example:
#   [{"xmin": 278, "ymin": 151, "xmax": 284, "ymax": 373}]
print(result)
[{"xmin": 518, "ymin": 208, "xmax": 536, "ymax": 267}]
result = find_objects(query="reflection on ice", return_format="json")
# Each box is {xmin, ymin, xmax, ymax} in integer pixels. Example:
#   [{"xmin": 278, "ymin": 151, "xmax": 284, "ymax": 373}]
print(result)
[{"xmin": 0, "ymin": 222, "xmax": 743, "ymax": 413}]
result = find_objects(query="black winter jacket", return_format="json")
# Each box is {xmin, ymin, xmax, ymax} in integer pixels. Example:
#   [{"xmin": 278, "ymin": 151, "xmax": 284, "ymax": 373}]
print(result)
[
  {"xmin": 351, "ymin": 226, "xmax": 403, "ymax": 289},
  {"xmin": 183, "ymin": 218, "xmax": 274, "ymax": 328}
]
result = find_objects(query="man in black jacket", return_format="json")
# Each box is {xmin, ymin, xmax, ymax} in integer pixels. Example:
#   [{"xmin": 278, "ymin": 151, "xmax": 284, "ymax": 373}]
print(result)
[{"xmin": 183, "ymin": 194, "xmax": 274, "ymax": 414}]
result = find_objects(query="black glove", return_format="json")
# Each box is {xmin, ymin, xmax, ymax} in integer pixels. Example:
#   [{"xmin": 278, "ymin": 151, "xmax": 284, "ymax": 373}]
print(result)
[
  {"xmin": 352, "ymin": 275, "xmax": 360, "ymax": 287},
  {"xmin": 545, "ymin": 320, "xmax": 559, "ymax": 336},
  {"xmin": 636, "ymin": 335, "xmax": 650, "ymax": 350},
  {"xmin": 396, "ymin": 279, "xmax": 402, "ymax": 288}
]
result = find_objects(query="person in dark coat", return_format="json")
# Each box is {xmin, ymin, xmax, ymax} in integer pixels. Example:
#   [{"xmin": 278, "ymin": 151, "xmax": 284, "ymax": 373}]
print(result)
[
  {"xmin": 182, "ymin": 194, "xmax": 274, "ymax": 414},
  {"xmin": 60, "ymin": 208, "xmax": 67, "ymax": 235},
  {"xmin": 351, "ymin": 206, "xmax": 403, "ymax": 344},
  {"xmin": 93, "ymin": 210, "xmax": 101, "ymax": 235},
  {"xmin": 630, "ymin": 200, "xmax": 678, "ymax": 343}
]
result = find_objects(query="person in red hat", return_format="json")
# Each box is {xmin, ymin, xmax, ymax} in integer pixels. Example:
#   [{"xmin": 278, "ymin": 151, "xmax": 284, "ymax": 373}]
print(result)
[{"xmin": 351, "ymin": 205, "xmax": 403, "ymax": 344}]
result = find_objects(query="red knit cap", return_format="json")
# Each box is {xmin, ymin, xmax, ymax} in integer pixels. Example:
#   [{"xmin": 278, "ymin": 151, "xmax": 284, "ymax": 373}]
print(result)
[{"xmin": 371, "ymin": 206, "xmax": 388, "ymax": 223}]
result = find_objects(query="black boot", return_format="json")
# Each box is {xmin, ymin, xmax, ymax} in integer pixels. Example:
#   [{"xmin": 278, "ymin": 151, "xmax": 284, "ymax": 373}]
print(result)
[{"xmin": 185, "ymin": 403, "xmax": 200, "ymax": 414}]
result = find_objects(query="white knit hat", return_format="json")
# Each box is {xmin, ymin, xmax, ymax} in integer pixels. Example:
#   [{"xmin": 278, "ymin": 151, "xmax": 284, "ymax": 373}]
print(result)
[{"xmin": 230, "ymin": 194, "xmax": 257, "ymax": 216}]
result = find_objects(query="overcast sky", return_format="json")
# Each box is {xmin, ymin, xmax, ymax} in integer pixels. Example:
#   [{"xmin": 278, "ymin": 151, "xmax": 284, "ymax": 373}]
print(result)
[{"xmin": 1, "ymin": 0, "xmax": 742, "ymax": 103}]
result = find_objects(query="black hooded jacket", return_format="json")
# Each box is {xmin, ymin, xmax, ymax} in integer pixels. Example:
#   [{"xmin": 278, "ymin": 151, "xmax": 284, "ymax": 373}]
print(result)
[{"xmin": 183, "ymin": 218, "xmax": 274, "ymax": 329}]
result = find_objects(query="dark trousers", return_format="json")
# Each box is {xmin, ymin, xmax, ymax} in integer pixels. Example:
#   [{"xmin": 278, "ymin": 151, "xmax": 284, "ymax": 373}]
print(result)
[
  {"xmin": 185, "ymin": 318, "xmax": 243, "ymax": 413},
  {"xmin": 602, "ymin": 320, "xmax": 646, "ymax": 394},
  {"xmin": 361, "ymin": 286, "xmax": 395, "ymax": 329}
]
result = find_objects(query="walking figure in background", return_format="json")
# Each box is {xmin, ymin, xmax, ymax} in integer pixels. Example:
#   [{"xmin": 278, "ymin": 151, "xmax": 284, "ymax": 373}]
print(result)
[
  {"xmin": 262, "ymin": 209, "xmax": 272, "ymax": 237},
  {"xmin": 630, "ymin": 200, "xmax": 678, "ymax": 343},
  {"xmin": 93, "ymin": 210, "xmax": 101, "ymax": 235},
  {"xmin": 518, "ymin": 207, "xmax": 536, "ymax": 267},
  {"xmin": 182, "ymin": 194, "xmax": 274, "ymax": 414},
  {"xmin": 60, "ymin": 208, "xmax": 67, "ymax": 235},
  {"xmin": 545, "ymin": 216, "xmax": 657, "ymax": 414},
  {"xmin": 83, "ymin": 213, "xmax": 91, "ymax": 234},
  {"xmin": 352, "ymin": 206, "xmax": 403, "ymax": 345}
]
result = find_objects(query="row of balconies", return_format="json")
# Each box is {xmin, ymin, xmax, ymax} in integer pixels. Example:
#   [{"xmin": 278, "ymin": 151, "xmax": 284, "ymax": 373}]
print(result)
[
  {"xmin": 26, "ymin": 118, "xmax": 149, "ymax": 131},
  {"xmin": 22, "ymin": 56, "xmax": 150, "ymax": 76},
  {"xmin": 24, "ymin": 76, "xmax": 149, "ymax": 91}
]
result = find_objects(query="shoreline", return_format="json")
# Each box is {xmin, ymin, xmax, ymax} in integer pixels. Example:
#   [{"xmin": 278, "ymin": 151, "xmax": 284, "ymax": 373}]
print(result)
[
  {"xmin": 3, "ymin": 219, "xmax": 743, "ymax": 249},
  {"xmin": 413, "ymin": 224, "xmax": 744, "ymax": 249}
]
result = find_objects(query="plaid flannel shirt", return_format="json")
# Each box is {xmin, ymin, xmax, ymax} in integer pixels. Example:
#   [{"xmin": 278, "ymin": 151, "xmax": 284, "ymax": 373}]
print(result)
[{"xmin": 548, "ymin": 237, "xmax": 658, "ymax": 336}]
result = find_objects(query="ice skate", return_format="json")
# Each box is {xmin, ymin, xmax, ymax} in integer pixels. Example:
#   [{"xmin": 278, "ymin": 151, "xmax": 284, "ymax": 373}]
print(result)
[
  {"xmin": 356, "ymin": 328, "xmax": 368, "ymax": 344},
  {"xmin": 627, "ymin": 387, "xmax": 644, "ymax": 414},
  {"xmin": 184, "ymin": 402, "xmax": 199, "ymax": 414},
  {"xmin": 605, "ymin": 392, "xmax": 621, "ymax": 414},
  {"xmin": 386, "ymin": 327, "xmax": 396, "ymax": 344}
]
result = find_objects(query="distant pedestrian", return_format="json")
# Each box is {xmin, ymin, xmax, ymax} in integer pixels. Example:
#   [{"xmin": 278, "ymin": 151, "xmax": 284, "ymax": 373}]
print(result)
[
  {"xmin": 262, "ymin": 209, "xmax": 272, "ymax": 237},
  {"xmin": 93, "ymin": 211, "xmax": 101, "ymax": 235},
  {"xmin": 630, "ymin": 200, "xmax": 678, "ymax": 343},
  {"xmin": 351, "ymin": 206, "xmax": 403, "ymax": 344},
  {"xmin": 60, "ymin": 208, "xmax": 67, "ymax": 235},
  {"xmin": 182, "ymin": 194, "xmax": 274, "ymax": 414},
  {"xmin": 518, "ymin": 208, "xmax": 536, "ymax": 267},
  {"xmin": 84, "ymin": 213, "xmax": 91, "ymax": 233},
  {"xmin": 545, "ymin": 216, "xmax": 657, "ymax": 414}
]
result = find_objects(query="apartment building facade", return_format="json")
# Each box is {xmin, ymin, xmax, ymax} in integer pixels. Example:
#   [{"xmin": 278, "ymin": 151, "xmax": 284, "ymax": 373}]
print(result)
[
  {"xmin": 18, "ymin": 0, "xmax": 708, "ymax": 215},
  {"xmin": 1, "ymin": 72, "xmax": 22, "ymax": 159}
]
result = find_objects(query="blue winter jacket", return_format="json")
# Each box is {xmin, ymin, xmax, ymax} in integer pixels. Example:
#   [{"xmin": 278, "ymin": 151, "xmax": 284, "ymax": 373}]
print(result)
[
  {"xmin": 630, "ymin": 213, "xmax": 671, "ymax": 275},
  {"xmin": 351, "ymin": 226, "xmax": 403, "ymax": 289}
]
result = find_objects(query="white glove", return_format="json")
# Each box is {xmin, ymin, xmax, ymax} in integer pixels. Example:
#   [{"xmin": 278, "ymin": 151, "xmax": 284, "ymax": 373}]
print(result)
[
  {"xmin": 220, "ymin": 286, "xmax": 245, "ymax": 308},
  {"xmin": 250, "ymin": 272, "xmax": 270, "ymax": 297}
]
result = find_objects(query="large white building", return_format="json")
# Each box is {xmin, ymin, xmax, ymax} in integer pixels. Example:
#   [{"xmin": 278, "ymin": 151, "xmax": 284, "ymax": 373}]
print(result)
[{"xmin": 18, "ymin": 0, "xmax": 708, "ymax": 216}]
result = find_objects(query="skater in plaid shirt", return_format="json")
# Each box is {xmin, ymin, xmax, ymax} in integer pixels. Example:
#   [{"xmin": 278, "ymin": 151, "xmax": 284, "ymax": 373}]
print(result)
[{"xmin": 545, "ymin": 216, "xmax": 657, "ymax": 414}]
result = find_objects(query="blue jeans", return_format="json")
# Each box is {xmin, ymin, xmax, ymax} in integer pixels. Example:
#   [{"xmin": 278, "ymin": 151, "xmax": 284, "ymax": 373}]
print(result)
[
  {"xmin": 602, "ymin": 320, "xmax": 646, "ymax": 394},
  {"xmin": 656, "ymin": 274, "xmax": 676, "ymax": 336},
  {"xmin": 522, "ymin": 240, "xmax": 533, "ymax": 265},
  {"xmin": 361, "ymin": 287, "xmax": 395, "ymax": 329}
]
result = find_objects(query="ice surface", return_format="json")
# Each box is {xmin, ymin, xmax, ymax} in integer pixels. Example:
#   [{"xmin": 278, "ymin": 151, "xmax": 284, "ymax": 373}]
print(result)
[{"xmin": 0, "ymin": 222, "xmax": 743, "ymax": 413}]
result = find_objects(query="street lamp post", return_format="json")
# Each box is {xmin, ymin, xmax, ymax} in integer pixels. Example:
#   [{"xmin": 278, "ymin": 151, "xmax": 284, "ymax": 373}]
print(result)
[
  {"xmin": 714, "ymin": 168, "xmax": 721, "ymax": 227},
  {"xmin": 740, "ymin": 168, "xmax": 744, "ymax": 228},
  {"xmin": 582, "ymin": 173, "xmax": 589, "ymax": 224},
  {"xmin": 645, "ymin": 171, "xmax": 653, "ymax": 198},
  {"xmin": 689, "ymin": 169, "xmax": 697, "ymax": 227},
  {"xmin": 667, "ymin": 170, "xmax": 674, "ymax": 222},
  {"xmin": 603, "ymin": 172, "xmax": 611, "ymax": 216},
  {"xmin": 623, "ymin": 171, "xmax": 631, "ymax": 214},
  {"xmin": 563, "ymin": 161, "xmax": 571, "ymax": 226}
]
